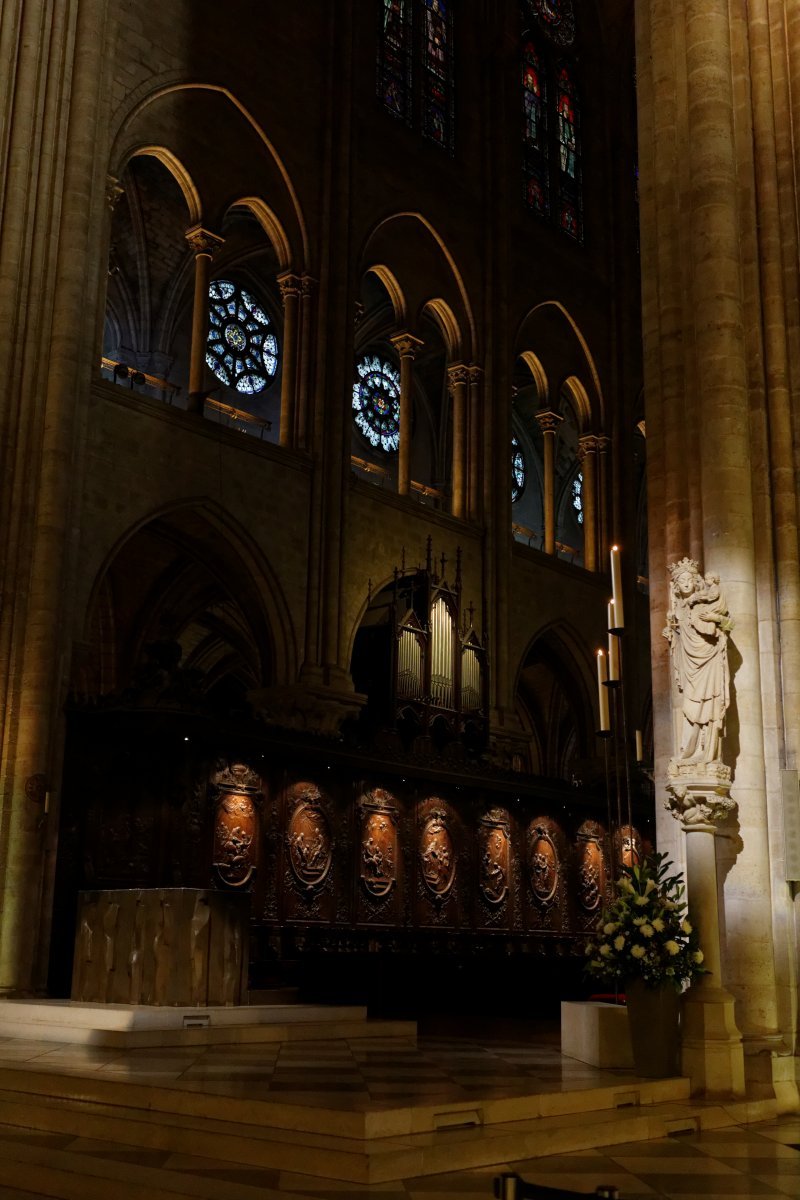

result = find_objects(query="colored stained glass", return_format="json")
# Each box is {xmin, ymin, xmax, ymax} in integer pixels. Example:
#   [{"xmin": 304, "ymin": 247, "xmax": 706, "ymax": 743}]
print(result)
[
  {"xmin": 379, "ymin": 0, "xmax": 412, "ymax": 122},
  {"xmin": 512, "ymin": 436, "xmax": 527, "ymax": 503},
  {"xmin": 353, "ymin": 354, "xmax": 401, "ymax": 452},
  {"xmin": 530, "ymin": 0, "xmax": 575, "ymax": 46},
  {"xmin": 522, "ymin": 37, "xmax": 548, "ymax": 215},
  {"xmin": 206, "ymin": 280, "xmax": 278, "ymax": 396},
  {"xmin": 422, "ymin": 0, "xmax": 453, "ymax": 149},
  {"xmin": 556, "ymin": 64, "xmax": 582, "ymax": 240},
  {"xmin": 572, "ymin": 471, "xmax": 583, "ymax": 524}
]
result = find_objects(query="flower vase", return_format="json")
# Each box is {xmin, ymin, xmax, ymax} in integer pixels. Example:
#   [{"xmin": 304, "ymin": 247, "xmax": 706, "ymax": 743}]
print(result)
[{"xmin": 625, "ymin": 978, "xmax": 681, "ymax": 1077}]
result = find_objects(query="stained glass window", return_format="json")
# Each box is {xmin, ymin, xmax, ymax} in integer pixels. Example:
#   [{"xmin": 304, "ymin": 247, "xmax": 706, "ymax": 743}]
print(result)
[
  {"xmin": 379, "ymin": 0, "xmax": 412, "ymax": 123},
  {"xmin": 512, "ymin": 436, "xmax": 527, "ymax": 503},
  {"xmin": 531, "ymin": 0, "xmax": 575, "ymax": 46},
  {"xmin": 572, "ymin": 471, "xmax": 583, "ymax": 524},
  {"xmin": 353, "ymin": 354, "xmax": 402, "ymax": 452},
  {"xmin": 421, "ymin": 0, "xmax": 453, "ymax": 149},
  {"xmin": 206, "ymin": 280, "xmax": 279, "ymax": 396},
  {"xmin": 522, "ymin": 39, "xmax": 549, "ymax": 215},
  {"xmin": 556, "ymin": 63, "xmax": 582, "ymax": 240}
]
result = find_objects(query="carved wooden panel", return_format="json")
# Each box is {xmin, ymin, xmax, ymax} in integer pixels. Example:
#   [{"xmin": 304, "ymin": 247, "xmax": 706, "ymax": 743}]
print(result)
[
  {"xmin": 574, "ymin": 819, "xmax": 610, "ymax": 932},
  {"xmin": 615, "ymin": 823, "xmax": 643, "ymax": 870},
  {"xmin": 282, "ymin": 779, "xmax": 335, "ymax": 923},
  {"xmin": 415, "ymin": 795, "xmax": 461, "ymax": 926},
  {"xmin": 355, "ymin": 786, "xmax": 401, "ymax": 925},
  {"xmin": 476, "ymin": 807, "xmax": 512, "ymax": 929},
  {"xmin": 525, "ymin": 815, "xmax": 568, "ymax": 932},
  {"xmin": 211, "ymin": 760, "xmax": 262, "ymax": 889}
]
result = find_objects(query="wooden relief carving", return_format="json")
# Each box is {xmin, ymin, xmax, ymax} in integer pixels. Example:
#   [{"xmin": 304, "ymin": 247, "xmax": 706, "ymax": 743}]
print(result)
[
  {"xmin": 419, "ymin": 808, "xmax": 456, "ymax": 898},
  {"xmin": 360, "ymin": 789, "xmax": 398, "ymax": 898},
  {"xmin": 211, "ymin": 760, "xmax": 262, "ymax": 888},
  {"xmin": 528, "ymin": 822, "xmax": 559, "ymax": 907},
  {"xmin": 575, "ymin": 820, "xmax": 608, "ymax": 926},
  {"xmin": 286, "ymin": 784, "xmax": 332, "ymax": 892},
  {"xmin": 616, "ymin": 823, "xmax": 642, "ymax": 869},
  {"xmin": 478, "ymin": 812, "xmax": 510, "ymax": 906}
]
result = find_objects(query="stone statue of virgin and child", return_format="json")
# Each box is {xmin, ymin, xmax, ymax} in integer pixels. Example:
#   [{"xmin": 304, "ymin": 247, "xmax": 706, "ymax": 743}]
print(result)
[{"xmin": 663, "ymin": 558, "xmax": 734, "ymax": 767}]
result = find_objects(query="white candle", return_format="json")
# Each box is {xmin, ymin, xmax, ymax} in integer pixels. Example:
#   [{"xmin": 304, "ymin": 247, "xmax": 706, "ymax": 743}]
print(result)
[
  {"xmin": 610, "ymin": 545, "xmax": 624, "ymax": 631},
  {"xmin": 608, "ymin": 629, "xmax": 620, "ymax": 683},
  {"xmin": 596, "ymin": 650, "xmax": 610, "ymax": 732},
  {"xmin": 635, "ymin": 729, "xmax": 644, "ymax": 762},
  {"xmin": 607, "ymin": 598, "xmax": 615, "ymax": 634}
]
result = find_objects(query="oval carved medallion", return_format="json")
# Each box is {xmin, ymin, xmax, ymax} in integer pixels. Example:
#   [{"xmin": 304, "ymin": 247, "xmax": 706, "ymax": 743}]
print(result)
[
  {"xmin": 529, "ymin": 829, "xmax": 559, "ymax": 904},
  {"xmin": 578, "ymin": 838, "xmax": 604, "ymax": 912},
  {"xmin": 479, "ymin": 823, "xmax": 509, "ymax": 905},
  {"xmin": 419, "ymin": 812, "xmax": 455, "ymax": 897},
  {"xmin": 214, "ymin": 791, "xmax": 257, "ymax": 888},
  {"xmin": 361, "ymin": 808, "xmax": 397, "ymax": 898},
  {"xmin": 287, "ymin": 796, "xmax": 332, "ymax": 890}
]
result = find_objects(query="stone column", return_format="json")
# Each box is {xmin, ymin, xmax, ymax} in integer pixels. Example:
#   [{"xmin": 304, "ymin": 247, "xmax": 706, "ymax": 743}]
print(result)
[
  {"xmin": 595, "ymin": 435, "xmax": 611, "ymax": 565},
  {"xmin": 447, "ymin": 363, "xmax": 469, "ymax": 519},
  {"xmin": 277, "ymin": 272, "xmax": 301, "ymax": 447},
  {"xmin": 185, "ymin": 225, "xmax": 223, "ymax": 414},
  {"xmin": 666, "ymin": 772, "xmax": 745, "ymax": 1098},
  {"xmin": 295, "ymin": 275, "xmax": 316, "ymax": 450},
  {"xmin": 577, "ymin": 434, "xmax": 599, "ymax": 571},
  {"xmin": 390, "ymin": 332, "xmax": 423, "ymax": 497},
  {"xmin": 535, "ymin": 410, "xmax": 563, "ymax": 554},
  {"xmin": 468, "ymin": 365, "xmax": 483, "ymax": 522}
]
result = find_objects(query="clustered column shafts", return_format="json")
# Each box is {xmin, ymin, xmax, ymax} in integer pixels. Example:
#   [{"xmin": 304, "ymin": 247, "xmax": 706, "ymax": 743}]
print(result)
[
  {"xmin": 185, "ymin": 225, "xmax": 224, "ymax": 414},
  {"xmin": 467, "ymin": 365, "xmax": 483, "ymax": 522},
  {"xmin": 577, "ymin": 434, "xmax": 599, "ymax": 571},
  {"xmin": 390, "ymin": 332, "xmax": 423, "ymax": 497},
  {"xmin": 277, "ymin": 272, "xmax": 301, "ymax": 448},
  {"xmin": 638, "ymin": 0, "xmax": 788, "ymax": 1047},
  {"xmin": 534, "ymin": 410, "xmax": 563, "ymax": 555},
  {"xmin": 447, "ymin": 363, "xmax": 469, "ymax": 519},
  {"xmin": 0, "ymin": 0, "xmax": 115, "ymax": 994},
  {"xmin": 295, "ymin": 276, "xmax": 316, "ymax": 450}
]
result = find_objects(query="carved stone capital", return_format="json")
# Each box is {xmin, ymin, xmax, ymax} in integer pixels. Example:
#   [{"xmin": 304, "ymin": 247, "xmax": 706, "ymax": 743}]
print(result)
[
  {"xmin": 467, "ymin": 364, "xmax": 483, "ymax": 384},
  {"xmin": 105, "ymin": 175, "xmax": 125, "ymax": 212},
  {"xmin": 534, "ymin": 409, "xmax": 564, "ymax": 435},
  {"xmin": 390, "ymin": 331, "xmax": 424, "ymax": 359},
  {"xmin": 185, "ymin": 224, "xmax": 224, "ymax": 257},
  {"xmin": 277, "ymin": 271, "xmax": 301, "ymax": 302},
  {"xmin": 446, "ymin": 362, "xmax": 469, "ymax": 393},
  {"xmin": 300, "ymin": 275, "xmax": 317, "ymax": 297},
  {"xmin": 665, "ymin": 760, "xmax": 736, "ymax": 828},
  {"xmin": 577, "ymin": 434, "xmax": 602, "ymax": 460},
  {"xmin": 594, "ymin": 434, "xmax": 611, "ymax": 452}
]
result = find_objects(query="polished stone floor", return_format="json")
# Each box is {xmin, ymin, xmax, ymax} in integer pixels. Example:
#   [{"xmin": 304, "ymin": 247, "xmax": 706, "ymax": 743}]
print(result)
[
  {"xmin": 0, "ymin": 1030, "xmax": 647, "ymax": 1110},
  {"xmin": 0, "ymin": 1115, "xmax": 797, "ymax": 1198}
]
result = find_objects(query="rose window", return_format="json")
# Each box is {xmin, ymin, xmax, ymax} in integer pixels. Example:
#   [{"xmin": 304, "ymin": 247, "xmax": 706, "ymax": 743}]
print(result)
[
  {"xmin": 206, "ymin": 280, "xmax": 279, "ymax": 396},
  {"xmin": 352, "ymin": 354, "xmax": 401, "ymax": 452}
]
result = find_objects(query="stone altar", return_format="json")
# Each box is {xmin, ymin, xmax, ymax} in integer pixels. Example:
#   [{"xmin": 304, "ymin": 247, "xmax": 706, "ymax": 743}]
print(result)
[{"xmin": 71, "ymin": 888, "xmax": 248, "ymax": 1006}]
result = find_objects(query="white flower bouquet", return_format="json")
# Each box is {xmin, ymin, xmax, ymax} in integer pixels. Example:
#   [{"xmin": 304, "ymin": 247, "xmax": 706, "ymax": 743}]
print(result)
[{"xmin": 585, "ymin": 851, "xmax": 706, "ymax": 991}]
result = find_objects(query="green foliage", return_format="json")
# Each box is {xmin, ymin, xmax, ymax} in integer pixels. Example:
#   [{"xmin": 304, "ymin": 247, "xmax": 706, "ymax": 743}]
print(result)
[{"xmin": 584, "ymin": 851, "xmax": 706, "ymax": 992}]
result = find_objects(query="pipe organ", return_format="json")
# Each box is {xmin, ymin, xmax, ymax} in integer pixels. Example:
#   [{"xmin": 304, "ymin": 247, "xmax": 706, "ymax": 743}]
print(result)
[{"xmin": 356, "ymin": 539, "xmax": 488, "ymax": 748}]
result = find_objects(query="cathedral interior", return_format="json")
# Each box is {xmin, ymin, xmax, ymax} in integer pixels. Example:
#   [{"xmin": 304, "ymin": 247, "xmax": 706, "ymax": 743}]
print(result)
[{"xmin": 1, "ymin": 0, "xmax": 800, "ymax": 1195}]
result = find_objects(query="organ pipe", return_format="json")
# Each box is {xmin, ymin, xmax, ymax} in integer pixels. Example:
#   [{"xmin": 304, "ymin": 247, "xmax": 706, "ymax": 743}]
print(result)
[
  {"xmin": 398, "ymin": 627, "xmax": 423, "ymax": 698},
  {"xmin": 430, "ymin": 597, "xmax": 455, "ymax": 709},
  {"xmin": 461, "ymin": 645, "xmax": 481, "ymax": 712}
]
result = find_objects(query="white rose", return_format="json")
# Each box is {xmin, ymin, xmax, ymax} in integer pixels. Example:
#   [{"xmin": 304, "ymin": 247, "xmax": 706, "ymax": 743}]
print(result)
[
  {"xmin": 693, "ymin": 950, "xmax": 704, "ymax": 964},
  {"xmin": 681, "ymin": 919, "xmax": 693, "ymax": 934},
  {"xmin": 603, "ymin": 922, "xmax": 617, "ymax": 936},
  {"xmin": 631, "ymin": 945, "xmax": 646, "ymax": 959},
  {"xmin": 640, "ymin": 924, "xmax": 654, "ymax": 938},
  {"xmin": 652, "ymin": 918, "xmax": 665, "ymax": 932},
  {"xmin": 665, "ymin": 940, "xmax": 680, "ymax": 956},
  {"xmin": 633, "ymin": 917, "xmax": 646, "ymax": 927},
  {"xmin": 635, "ymin": 895, "xmax": 649, "ymax": 907},
  {"xmin": 599, "ymin": 944, "xmax": 612, "ymax": 957},
  {"xmin": 614, "ymin": 935, "xmax": 625, "ymax": 951}
]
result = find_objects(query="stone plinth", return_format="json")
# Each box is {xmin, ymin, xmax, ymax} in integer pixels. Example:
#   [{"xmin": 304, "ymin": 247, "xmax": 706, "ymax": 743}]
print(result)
[
  {"xmin": 71, "ymin": 888, "xmax": 248, "ymax": 1006},
  {"xmin": 560, "ymin": 1000, "xmax": 633, "ymax": 1069}
]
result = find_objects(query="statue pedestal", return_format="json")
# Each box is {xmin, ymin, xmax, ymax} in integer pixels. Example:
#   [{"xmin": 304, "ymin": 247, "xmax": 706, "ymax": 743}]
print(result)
[
  {"xmin": 72, "ymin": 888, "xmax": 248, "ymax": 1006},
  {"xmin": 666, "ymin": 767, "xmax": 745, "ymax": 1099}
]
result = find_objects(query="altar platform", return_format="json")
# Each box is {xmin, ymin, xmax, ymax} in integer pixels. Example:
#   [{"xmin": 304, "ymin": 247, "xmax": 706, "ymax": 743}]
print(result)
[{"xmin": 0, "ymin": 1016, "xmax": 789, "ymax": 1197}]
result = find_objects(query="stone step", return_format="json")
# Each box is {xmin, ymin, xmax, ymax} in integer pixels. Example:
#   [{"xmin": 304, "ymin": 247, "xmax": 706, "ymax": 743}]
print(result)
[
  {"xmin": 0, "ymin": 999, "xmax": 415, "ymax": 1048},
  {"xmin": 0, "ymin": 1069, "xmax": 732, "ymax": 1185}
]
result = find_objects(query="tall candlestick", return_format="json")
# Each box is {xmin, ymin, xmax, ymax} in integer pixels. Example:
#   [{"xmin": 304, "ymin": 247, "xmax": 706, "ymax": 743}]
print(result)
[
  {"xmin": 608, "ymin": 628, "xmax": 620, "ymax": 683},
  {"xmin": 596, "ymin": 649, "xmax": 610, "ymax": 732},
  {"xmin": 610, "ymin": 545, "xmax": 624, "ymax": 631},
  {"xmin": 607, "ymin": 598, "xmax": 616, "ymax": 634},
  {"xmin": 635, "ymin": 729, "xmax": 644, "ymax": 763}
]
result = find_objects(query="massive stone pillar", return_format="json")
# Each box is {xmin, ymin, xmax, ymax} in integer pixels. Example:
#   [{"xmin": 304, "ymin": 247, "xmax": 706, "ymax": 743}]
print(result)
[
  {"xmin": 0, "ymin": 0, "xmax": 115, "ymax": 993},
  {"xmin": 185, "ymin": 226, "xmax": 224, "ymax": 413},
  {"xmin": 637, "ymin": 0, "xmax": 799, "ymax": 1095}
]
